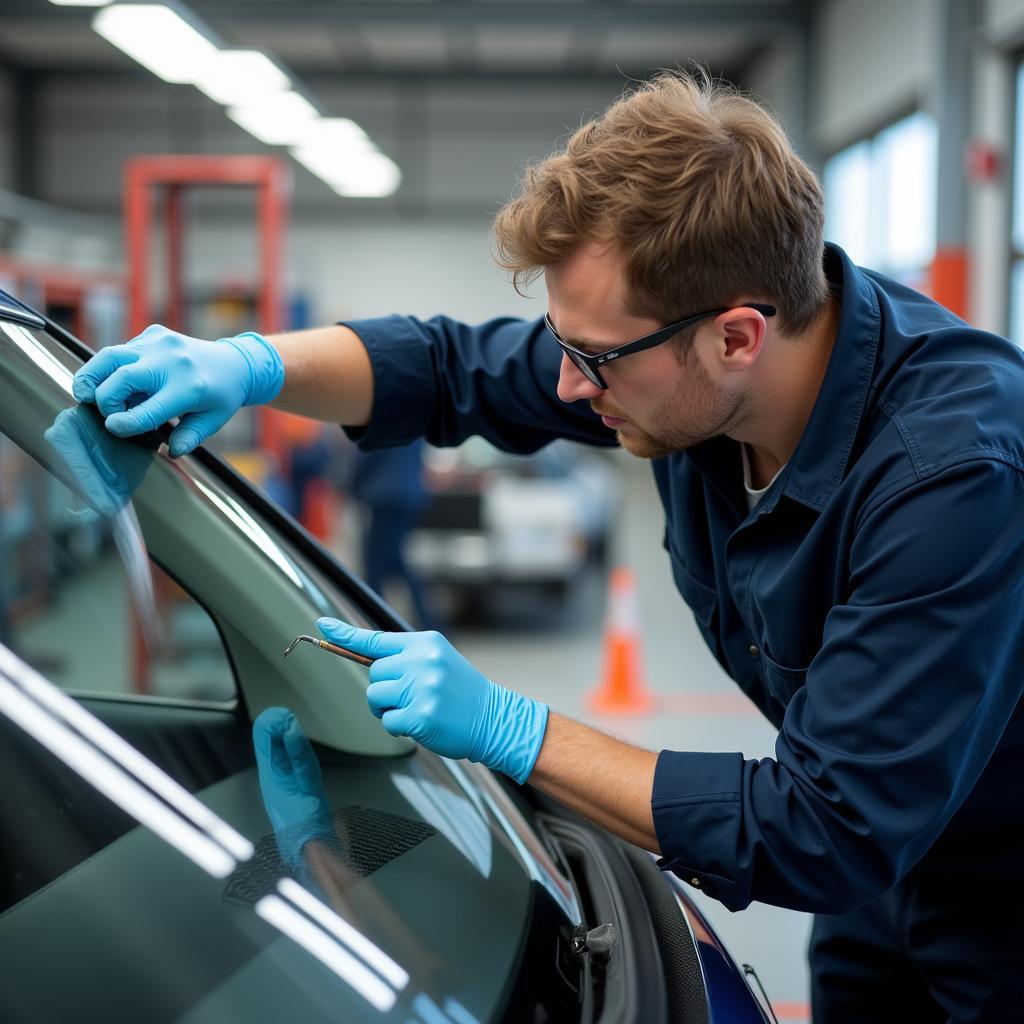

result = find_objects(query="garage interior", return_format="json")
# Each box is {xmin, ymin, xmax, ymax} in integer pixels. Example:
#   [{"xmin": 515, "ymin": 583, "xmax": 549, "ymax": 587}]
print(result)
[{"xmin": 2, "ymin": 2, "xmax": 1023, "ymax": 1022}]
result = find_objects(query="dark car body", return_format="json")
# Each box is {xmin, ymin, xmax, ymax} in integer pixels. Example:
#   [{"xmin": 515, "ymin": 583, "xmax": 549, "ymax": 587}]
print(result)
[{"xmin": 0, "ymin": 287, "xmax": 772, "ymax": 1023}]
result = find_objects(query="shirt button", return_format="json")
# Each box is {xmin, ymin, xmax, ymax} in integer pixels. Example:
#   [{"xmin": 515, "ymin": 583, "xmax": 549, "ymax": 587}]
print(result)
[
  {"xmin": 748, "ymin": 644, "xmax": 759, "ymax": 657},
  {"xmin": 690, "ymin": 877, "xmax": 701, "ymax": 888}
]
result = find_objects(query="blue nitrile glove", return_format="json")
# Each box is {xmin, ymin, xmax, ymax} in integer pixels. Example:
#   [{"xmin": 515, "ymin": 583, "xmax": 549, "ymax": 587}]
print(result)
[
  {"xmin": 317, "ymin": 617, "xmax": 549, "ymax": 785},
  {"xmin": 252, "ymin": 707, "xmax": 331, "ymax": 834},
  {"xmin": 72, "ymin": 324, "xmax": 284, "ymax": 457}
]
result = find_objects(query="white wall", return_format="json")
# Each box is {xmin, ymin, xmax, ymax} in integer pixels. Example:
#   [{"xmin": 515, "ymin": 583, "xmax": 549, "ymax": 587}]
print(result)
[
  {"xmin": 187, "ymin": 216, "xmax": 543, "ymax": 328},
  {"xmin": 746, "ymin": 41, "xmax": 806, "ymax": 157},
  {"xmin": 987, "ymin": 0, "xmax": 1024, "ymax": 41}
]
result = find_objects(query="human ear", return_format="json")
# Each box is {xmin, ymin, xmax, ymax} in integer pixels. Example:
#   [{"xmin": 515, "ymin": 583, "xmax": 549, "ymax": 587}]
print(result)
[{"xmin": 717, "ymin": 308, "xmax": 767, "ymax": 369}]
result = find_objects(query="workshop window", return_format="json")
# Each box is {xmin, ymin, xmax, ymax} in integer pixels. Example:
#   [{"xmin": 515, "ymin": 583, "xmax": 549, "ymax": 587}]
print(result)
[
  {"xmin": 824, "ymin": 111, "xmax": 937, "ymax": 291},
  {"xmin": 1009, "ymin": 61, "xmax": 1024, "ymax": 347}
]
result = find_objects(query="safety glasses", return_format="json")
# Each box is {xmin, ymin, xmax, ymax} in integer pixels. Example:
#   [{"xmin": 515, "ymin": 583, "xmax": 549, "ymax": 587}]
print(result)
[{"xmin": 544, "ymin": 303, "xmax": 776, "ymax": 389}]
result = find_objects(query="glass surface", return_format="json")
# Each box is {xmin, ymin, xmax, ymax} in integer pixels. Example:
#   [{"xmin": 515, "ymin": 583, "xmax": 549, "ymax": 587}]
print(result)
[
  {"xmin": 0, "ymin": 646, "xmax": 584, "ymax": 1023},
  {"xmin": 1011, "ymin": 63, "xmax": 1024, "ymax": 347},
  {"xmin": 823, "ymin": 112, "xmax": 937, "ymax": 286},
  {"xmin": 0, "ymin": 318, "xmax": 237, "ymax": 702},
  {"xmin": 824, "ymin": 140, "xmax": 872, "ymax": 266},
  {"xmin": 0, "ymin": 308, "xmax": 587, "ymax": 1022},
  {"xmin": 876, "ymin": 112, "xmax": 937, "ymax": 277},
  {"xmin": 1014, "ymin": 61, "xmax": 1024, "ymax": 256},
  {"xmin": 0, "ymin": 427, "xmax": 235, "ymax": 701}
]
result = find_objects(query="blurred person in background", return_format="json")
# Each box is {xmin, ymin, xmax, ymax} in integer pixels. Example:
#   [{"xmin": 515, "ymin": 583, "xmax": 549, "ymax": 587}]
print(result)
[{"xmin": 348, "ymin": 440, "xmax": 440, "ymax": 631}]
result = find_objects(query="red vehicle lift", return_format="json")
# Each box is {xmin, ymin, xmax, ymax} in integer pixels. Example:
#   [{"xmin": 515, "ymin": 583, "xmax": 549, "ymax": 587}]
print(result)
[
  {"xmin": 122, "ymin": 156, "xmax": 334, "ymax": 690},
  {"xmin": 124, "ymin": 154, "xmax": 290, "ymax": 458}
]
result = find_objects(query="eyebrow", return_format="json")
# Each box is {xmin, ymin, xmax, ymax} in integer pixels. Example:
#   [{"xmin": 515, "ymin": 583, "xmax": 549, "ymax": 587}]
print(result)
[{"xmin": 548, "ymin": 319, "xmax": 613, "ymax": 353}]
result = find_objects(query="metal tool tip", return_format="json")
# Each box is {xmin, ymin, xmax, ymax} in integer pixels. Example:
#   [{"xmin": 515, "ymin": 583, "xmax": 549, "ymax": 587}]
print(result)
[{"xmin": 283, "ymin": 635, "xmax": 318, "ymax": 658}]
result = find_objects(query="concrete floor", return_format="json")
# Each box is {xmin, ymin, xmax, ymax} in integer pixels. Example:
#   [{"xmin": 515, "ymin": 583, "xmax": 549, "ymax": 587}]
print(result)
[{"xmin": 435, "ymin": 451, "xmax": 813, "ymax": 1024}]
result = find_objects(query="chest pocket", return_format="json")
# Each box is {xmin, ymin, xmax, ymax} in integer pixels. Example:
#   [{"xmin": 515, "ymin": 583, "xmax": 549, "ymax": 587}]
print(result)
[{"xmin": 759, "ymin": 647, "xmax": 808, "ymax": 708}]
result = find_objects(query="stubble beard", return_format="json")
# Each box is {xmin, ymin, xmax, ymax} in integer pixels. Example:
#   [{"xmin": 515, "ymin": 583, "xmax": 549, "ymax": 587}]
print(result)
[{"xmin": 599, "ymin": 357, "xmax": 746, "ymax": 461}]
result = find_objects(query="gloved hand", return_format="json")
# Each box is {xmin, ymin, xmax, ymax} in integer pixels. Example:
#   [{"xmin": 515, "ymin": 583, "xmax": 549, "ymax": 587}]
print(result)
[
  {"xmin": 317, "ymin": 617, "xmax": 549, "ymax": 785},
  {"xmin": 72, "ymin": 325, "xmax": 285, "ymax": 457},
  {"xmin": 252, "ymin": 707, "xmax": 331, "ymax": 834}
]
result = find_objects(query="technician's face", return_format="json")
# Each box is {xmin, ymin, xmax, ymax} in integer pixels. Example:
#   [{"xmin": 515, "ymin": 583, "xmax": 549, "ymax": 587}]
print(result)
[{"xmin": 545, "ymin": 244, "xmax": 744, "ymax": 459}]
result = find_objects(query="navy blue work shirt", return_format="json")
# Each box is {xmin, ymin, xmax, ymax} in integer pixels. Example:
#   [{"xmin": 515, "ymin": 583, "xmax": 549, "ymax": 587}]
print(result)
[{"xmin": 343, "ymin": 244, "xmax": 1024, "ymax": 914}]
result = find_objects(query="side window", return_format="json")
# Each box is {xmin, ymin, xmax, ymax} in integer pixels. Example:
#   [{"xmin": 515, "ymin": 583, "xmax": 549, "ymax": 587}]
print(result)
[{"xmin": 0, "ymin": 430, "xmax": 236, "ymax": 703}]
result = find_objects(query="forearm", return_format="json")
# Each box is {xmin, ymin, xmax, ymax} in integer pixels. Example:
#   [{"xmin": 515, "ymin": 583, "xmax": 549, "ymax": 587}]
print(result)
[
  {"xmin": 528, "ymin": 712, "xmax": 661, "ymax": 853},
  {"xmin": 266, "ymin": 324, "xmax": 373, "ymax": 426}
]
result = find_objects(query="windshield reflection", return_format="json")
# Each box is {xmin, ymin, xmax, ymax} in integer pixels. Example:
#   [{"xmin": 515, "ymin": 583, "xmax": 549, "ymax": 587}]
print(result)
[
  {"xmin": 44, "ymin": 404, "xmax": 165, "ymax": 657},
  {"xmin": 44, "ymin": 405, "xmax": 156, "ymax": 520},
  {"xmin": 0, "ymin": 646, "xmax": 418, "ymax": 1016}
]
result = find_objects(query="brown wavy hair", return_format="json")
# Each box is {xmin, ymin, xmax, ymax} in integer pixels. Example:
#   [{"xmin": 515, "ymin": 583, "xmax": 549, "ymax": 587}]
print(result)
[{"xmin": 493, "ymin": 70, "xmax": 829, "ymax": 338}]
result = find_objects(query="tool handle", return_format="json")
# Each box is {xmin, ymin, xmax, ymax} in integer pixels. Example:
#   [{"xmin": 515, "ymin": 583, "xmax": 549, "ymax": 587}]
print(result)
[{"xmin": 319, "ymin": 640, "xmax": 374, "ymax": 667}]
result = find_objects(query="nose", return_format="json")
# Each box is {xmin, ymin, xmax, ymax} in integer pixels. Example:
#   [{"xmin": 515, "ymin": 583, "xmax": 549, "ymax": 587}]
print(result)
[{"xmin": 556, "ymin": 353, "xmax": 604, "ymax": 404}]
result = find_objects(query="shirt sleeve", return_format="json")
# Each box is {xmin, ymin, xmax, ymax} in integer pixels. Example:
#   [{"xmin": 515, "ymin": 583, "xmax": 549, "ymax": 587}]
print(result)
[
  {"xmin": 340, "ymin": 314, "xmax": 616, "ymax": 453},
  {"xmin": 651, "ymin": 458, "xmax": 1024, "ymax": 914}
]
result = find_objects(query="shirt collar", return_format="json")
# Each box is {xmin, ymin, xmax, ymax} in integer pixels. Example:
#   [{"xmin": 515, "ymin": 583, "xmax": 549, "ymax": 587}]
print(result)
[
  {"xmin": 685, "ymin": 243, "xmax": 882, "ymax": 514},
  {"xmin": 780, "ymin": 243, "xmax": 882, "ymax": 511}
]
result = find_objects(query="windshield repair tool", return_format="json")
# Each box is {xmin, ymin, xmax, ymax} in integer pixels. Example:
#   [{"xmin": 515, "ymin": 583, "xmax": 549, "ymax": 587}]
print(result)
[{"xmin": 284, "ymin": 635, "xmax": 375, "ymax": 668}]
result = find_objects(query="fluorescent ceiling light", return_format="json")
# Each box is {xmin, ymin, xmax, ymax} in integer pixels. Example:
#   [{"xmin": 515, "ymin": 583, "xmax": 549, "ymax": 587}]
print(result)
[
  {"xmin": 93, "ymin": 4, "xmax": 218, "ymax": 85},
  {"xmin": 292, "ymin": 119, "xmax": 401, "ymax": 197},
  {"xmin": 50, "ymin": 1, "xmax": 112, "ymax": 7},
  {"xmin": 323, "ymin": 153, "xmax": 402, "ymax": 199},
  {"xmin": 228, "ymin": 91, "xmax": 320, "ymax": 146},
  {"xmin": 196, "ymin": 50, "xmax": 289, "ymax": 107},
  {"xmin": 294, "ymin": 117, "xmax": 373, "ymax": 154}
]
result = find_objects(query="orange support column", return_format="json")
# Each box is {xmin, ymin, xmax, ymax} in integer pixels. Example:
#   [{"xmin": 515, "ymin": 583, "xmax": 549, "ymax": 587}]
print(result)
[{"xmin": 929, "ymin": 247, "xmax": 969, "ymax": 321}]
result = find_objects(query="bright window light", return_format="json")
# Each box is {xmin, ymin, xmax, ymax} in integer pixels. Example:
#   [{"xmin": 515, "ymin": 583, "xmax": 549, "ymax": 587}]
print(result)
[
  {"xmin": 196, "ymin": 50, "xmax": 290, "ymax": 107},
  {"xmin": 93, "ymin": 4, "xmax": 219, "ymax": 85},
  {"xmin": 823, "ymin": 112, "xmax": 936, "ymax": 285},
  {"xmin": 228, "ymin": 91, "xmax": 320, "ymax": 146}
]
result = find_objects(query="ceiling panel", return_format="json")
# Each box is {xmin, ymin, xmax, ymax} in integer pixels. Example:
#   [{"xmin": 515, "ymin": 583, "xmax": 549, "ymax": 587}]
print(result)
[
  {"xmin": 475, "ymin": 27, "xmax": 578, "ymax": 68},
  {"xmin": 362, "ymin": 25, "xmax": 450, "ymax": 67},
  {"xmin": 596, "ymin": 28, "xmax": 747, "ymax": 70},
  {"xmin": 0, "ymin": 22, "xmax": 118, "ymax": 67},
  {"xmin": 228, "ymin": 26, "xmax": 345, "ymax": 63}
]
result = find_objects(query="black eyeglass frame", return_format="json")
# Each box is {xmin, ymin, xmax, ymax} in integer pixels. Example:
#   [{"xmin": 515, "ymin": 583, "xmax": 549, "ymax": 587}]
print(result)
[{"xmin": 544, "ymin": 302, "xmax": 777, "ymax": 389}]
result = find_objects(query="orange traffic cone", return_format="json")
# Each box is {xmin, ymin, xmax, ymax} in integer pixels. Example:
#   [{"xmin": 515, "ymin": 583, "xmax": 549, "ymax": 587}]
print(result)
[{"xmin": 587, "ymin": 566, "xmax": 657, "ymax": 715}]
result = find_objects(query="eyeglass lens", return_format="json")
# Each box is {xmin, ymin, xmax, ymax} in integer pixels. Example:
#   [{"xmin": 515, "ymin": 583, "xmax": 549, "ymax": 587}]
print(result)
[{"xmin": 568, "ymin": 349, "xmax": 602, "ymax": 386}]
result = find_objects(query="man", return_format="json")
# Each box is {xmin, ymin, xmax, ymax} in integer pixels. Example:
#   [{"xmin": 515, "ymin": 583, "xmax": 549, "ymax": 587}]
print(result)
[{"xmin": 73, "ymin": 72, "xmax": 1024, "ymax": 1021}]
